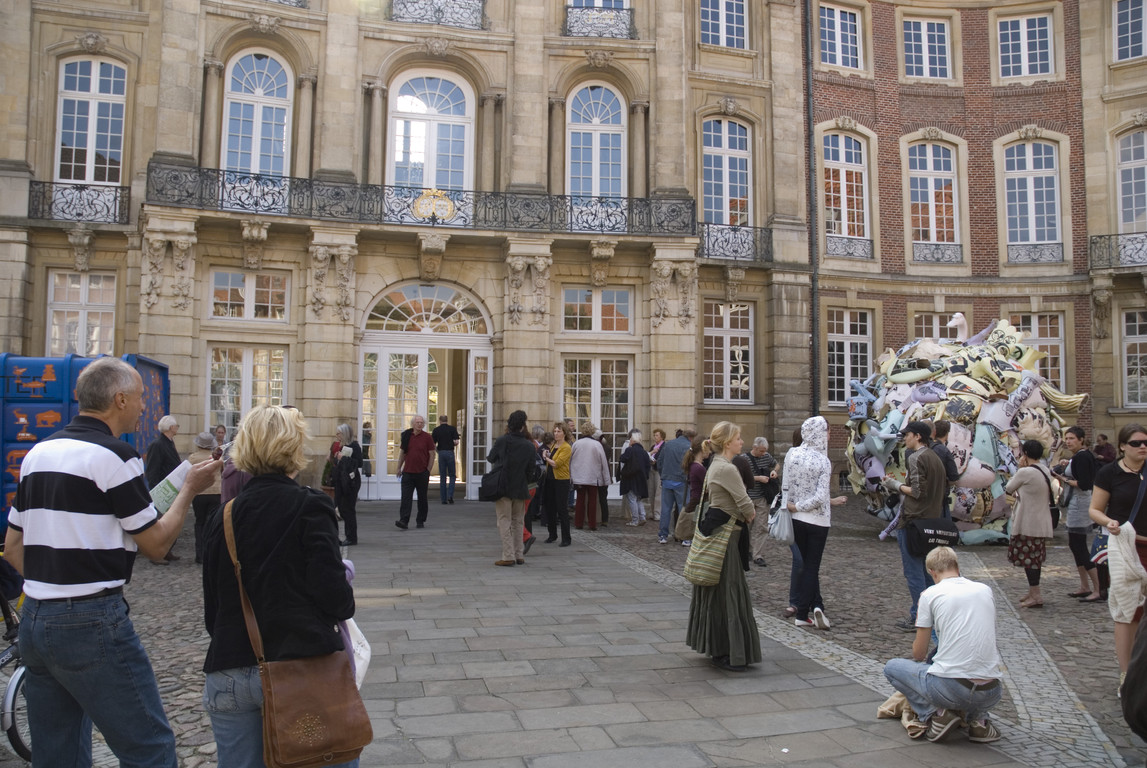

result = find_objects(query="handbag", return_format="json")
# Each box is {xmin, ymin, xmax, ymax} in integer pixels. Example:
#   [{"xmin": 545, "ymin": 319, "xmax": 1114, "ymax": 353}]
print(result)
[
  {"xmin": 1038, "ymin": 469, "xmax": 1061, "ymax": 529},
  {"xmin": 905, "ymin": 517, "xmax": 960, "ymax": 558},
  {"xmin": 674, "ymin": 501, "xmax": 696, "ymax": 541},
  {"xmin": 768, "ymin": 504, "xmax": 795, "ymax": 546},
  {"xmin": 223, "ymin": 501, "xmax": 373, "ymax": 768},
  {"xmin": 341, "ymin": 618, "xmax": 371, "ymax": 690},
  {"xmin": 479, "ymin": 464, "xmax": 505, "ymax": 502},
  {"xmin": 683, "ymin": 475, "xmax": 735, "ymax": 587}
]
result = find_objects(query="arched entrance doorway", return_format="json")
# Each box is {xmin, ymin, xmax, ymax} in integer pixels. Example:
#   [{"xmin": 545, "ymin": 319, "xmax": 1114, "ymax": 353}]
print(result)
[{"xmin": 359, "ymin": 282, "xmax": 493, "ymax": 500}]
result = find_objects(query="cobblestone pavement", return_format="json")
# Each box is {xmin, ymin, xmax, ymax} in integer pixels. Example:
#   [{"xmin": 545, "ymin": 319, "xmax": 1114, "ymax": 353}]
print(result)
[{"xmin": 0, "ymin": 498, "xmax": 1140, "ymax": 767}]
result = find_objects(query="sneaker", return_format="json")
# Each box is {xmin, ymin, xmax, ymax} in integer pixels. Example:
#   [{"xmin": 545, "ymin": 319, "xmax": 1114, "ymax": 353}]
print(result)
[
  {"xmin": 925, "ymin": 709, "xmax": 963, "ymax": 743},
  {"xmin": 967, "ymin": 719, "xmax": 1001, "ymax": 743},
  {"xmin": 681, "ymin": 539, "xmax": 691, "ymax": 547},
  {"xmin": 625, "ymin": 521, "xmax": 639, "ymax": 527},
  {"xmin": 894, "ymin": 618, "xmax": 917, "ymax": 632},
  {"xmin": 813, "ymin": 607, "xmax": 831, "ymax": 630},
  {"xmin": 659, "ymin": 536, "xmax": 668, "ymax": 544},
  {"xmin": 523, "ymin": 534, "xmax": 536, "ymax": 554},
  {"xmin": 794, "ymin": 617, "xmax": 815, "ymax": 627},
  {"xmin": 753, "ymin": 557, "xmax": 767, "ymax": 567}
]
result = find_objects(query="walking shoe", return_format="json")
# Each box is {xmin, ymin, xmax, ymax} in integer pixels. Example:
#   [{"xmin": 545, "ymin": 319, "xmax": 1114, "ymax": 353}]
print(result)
[
  {"xmin": 652, "ymin": 514, "xmax": 660, "ymax": 521},
  {"xmin": 794, "ymin": 617, "xmax": 815, "ymax": 627},
  {"xmin": 753, "ymin": 557, "xmax": 767, "ymax": 567},
  {"xmin": 894, "ymin": 618, "xmax": 917, "ymax": 632},
  {"xmin": 494, "ymin": 560, "xmax": 514, "ymax": 566},
  {"xmin": 659, "ymin": 536, "xmax": 668, "ymax": 544},
  {"xmin": 523, "ymin": 534, "xmax": 536, "ymax": 554},
  {"xmin": 625, "ymin": 521, "xmax": 639, "ymax": 527},
  {"xmin": 448, "ymin": 498, "xmax": 454, "ymax": 504},
  {"xmin": 544, "ymin": 536, "xmax": 558, "ymax": 543},
  {"xmin": 813, "ymin": 607, "xmax": 831, "ymax": 630},
  {"xmin": 681, "ymin": 539, "xmax": 691, "ymax": 547},
  {"xmin": 417, "ymin": 523, "xmax": 425, "ymax": 528},
  {"xmin": 638, "ymin": 519, "xmax": 646, "ymax": 526},
  {"xmin": 925, "ymin": 709, "xmax": 963, "ymax": 742},
  {"xmin": 395, "ymin": 520, "xmax": 408, "ymax": 530},
  {"xmin": 967, "ymin": 719, "xmax": 1001, "ymax": 743},
  {"xmin": 515, "ymin": 558, "xmax": 525, "ymax": 564}
]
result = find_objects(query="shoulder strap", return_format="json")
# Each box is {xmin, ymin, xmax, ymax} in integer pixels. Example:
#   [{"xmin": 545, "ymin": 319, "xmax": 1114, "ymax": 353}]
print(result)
[
  {"xmin": 223, "ymin": 500, "xmax": 267, "ymax": 663},
  {"xmin": 1130, "ymin": 470, "xmax": 1147, "ymax": 526},
  {"xmin": 1038, "ymin": 467, "xmax": 1056, "ymax": 505}
]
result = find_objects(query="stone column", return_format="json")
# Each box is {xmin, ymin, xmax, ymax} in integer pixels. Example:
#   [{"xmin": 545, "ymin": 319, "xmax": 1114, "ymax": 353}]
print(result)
[
  {"xmin": 630, "ymin": 102, "xmax": 648, "ymax": 199},
  {"xmin": 153, "ymin": 0, "xmax": 204, "ymax": 164},
  {"xmin": 500, "ymin": 237, "xmax": 555, "ymax": 419},
  {"xmin": 650, "ymin": 0, "xmax": 688, "ymax": 195},
  {"xmin": 506, "ymin": 4, "xmax": 547, "ymax": 192},
  {"xmin": 548, "ymin": 98, "xmax": 566, "ymax": 195},
  {"xmin": 647, "ymin": 244, "xmax": 700, "ymax": 428},
  {"xmin": 314, "ymin": 0, "xmax": 360, "ymax": 181},
  {"xmin": 480, "ymin": 94, "xmax": 497, "ymax": 192},
  {"xmin": 366, "ymin": 82, "xmax": 386, "ymax": 186},
  {"xmin": 295, "ymin": 74, "xmax": 317, "ymax": 178},
  {"xmin": 201, "ymin": 59, "xmax": 224, "ymax": 169}
]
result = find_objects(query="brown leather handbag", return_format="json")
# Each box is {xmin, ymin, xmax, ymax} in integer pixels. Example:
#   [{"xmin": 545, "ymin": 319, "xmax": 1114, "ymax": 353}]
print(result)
[{"xmin": 223, "ymin": 500, "xmax": 373, "ymax": 768}]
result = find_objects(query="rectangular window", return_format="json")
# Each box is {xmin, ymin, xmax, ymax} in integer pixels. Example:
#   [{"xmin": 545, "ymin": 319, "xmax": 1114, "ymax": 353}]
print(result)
[
  {"xmin": 820, "ymin": 4, "xmax": 862, "ymax": 69},
  {"xmin": 823, "ymin": 134, "xmax": 868, "ymax": 238},
  {"xmin": 913, "ymin": 312, "xmax": 958, "ymax": 341},
  {"xmin": 701, "ymin": 0, "xmax": 747, "ymax": 49},
  {"xmin": 1010, "ymin": 312, "xmax": 1065, "ymax": 390},
  {"xmin": 562, "ymin": 356, "xmax": 631, "ymax": 467},
  {"xmin": 703, "ymin": 301, "xmax": 753, "ymax": 403},
  {"xmin": 826, "ymin": 308, "xmax": 871, "ymax": 405},
  {"xmin": 998, "ymin": 15, "xmax": 1052, "ymax": 78},
  {"xmin": 1117, "ymin": 0, "xmax": 1145, "ymax": 61},
  {"xmin": 908, "ymin": 143, "xmax": 958, "ymax": 244},
  {"xmin": 1005, "ymin": 142, "xmax": 1059, "ymax": 244},
  {"xmin": 208, "ymin": 346, "xmax": 287, "ymax": 434},
  {"xmin": 562, "ymin": 287, "xmax": 631, "ymax": 332},
  {"xmin": 47, "ymin": 270, "xmax": 116, "ymax": 356},
  {"xmin": 211, "ymin": 271, "xmax": 288, "ymax": 321},
  {"xmin": 1124, "ymin": 310, "xmax": 1147, "ymax": 406},
  {"xmin": 904, "ymin": 19, "xmax": 950, "ymax": 79}
]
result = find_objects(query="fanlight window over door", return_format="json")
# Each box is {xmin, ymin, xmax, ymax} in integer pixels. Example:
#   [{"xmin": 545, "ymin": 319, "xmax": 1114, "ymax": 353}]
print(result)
[{"xmin": 365, "ymin": 284, "xmax": 488, "ymax": 334}]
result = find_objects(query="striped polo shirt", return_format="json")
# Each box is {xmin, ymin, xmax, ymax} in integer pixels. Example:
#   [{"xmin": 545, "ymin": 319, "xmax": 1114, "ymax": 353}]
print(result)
[{"xmin": 10, "ymin": 415, "xmax": 159, "ymax": 599}]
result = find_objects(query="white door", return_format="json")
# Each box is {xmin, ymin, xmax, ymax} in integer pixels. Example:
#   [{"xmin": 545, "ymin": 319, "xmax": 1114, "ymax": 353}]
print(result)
[{"xmin": 467, "ymin": 351, "xmax": 492, "ymax": 499}]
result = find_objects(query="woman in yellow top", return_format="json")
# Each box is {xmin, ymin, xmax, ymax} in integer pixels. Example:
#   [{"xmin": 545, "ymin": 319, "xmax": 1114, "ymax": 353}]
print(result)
[
  {"xmin": 686, "ymin": 421, "xmax": 761, "ymax": 671},
  {"xmin": 544, "ymin": 421, "xmax": 574, "ymax": 546}
]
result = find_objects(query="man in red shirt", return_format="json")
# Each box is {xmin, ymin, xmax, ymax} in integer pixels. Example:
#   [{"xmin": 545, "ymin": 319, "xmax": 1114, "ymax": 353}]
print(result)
[{"xmin": 396, "ymin": 415, "xmax": 437, "ymax": 529}]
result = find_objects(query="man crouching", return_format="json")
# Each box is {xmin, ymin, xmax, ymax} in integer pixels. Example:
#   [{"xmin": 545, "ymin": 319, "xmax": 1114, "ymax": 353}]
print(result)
[{"xmin": 883, "ymin": 546, "xmax": 1003, "ymax": 744}]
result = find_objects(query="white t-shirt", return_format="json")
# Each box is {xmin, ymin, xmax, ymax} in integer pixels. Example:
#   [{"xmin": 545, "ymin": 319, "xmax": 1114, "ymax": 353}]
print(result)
[{"xmin": 916, "ymin": 576, "xmax": 1002, "ymax": 680}]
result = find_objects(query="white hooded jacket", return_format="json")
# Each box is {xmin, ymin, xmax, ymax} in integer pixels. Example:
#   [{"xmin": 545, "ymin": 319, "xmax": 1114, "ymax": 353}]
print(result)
[{"xmin": 782, "ymin": 416, "xmax": 833, "ymax": 528}]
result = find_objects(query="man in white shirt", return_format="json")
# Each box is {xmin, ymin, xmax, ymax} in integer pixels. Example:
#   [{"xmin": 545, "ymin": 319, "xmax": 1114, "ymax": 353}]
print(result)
[{"xmin": 883, "ymin": 546, "xmax": 1003, "ymax": 744}]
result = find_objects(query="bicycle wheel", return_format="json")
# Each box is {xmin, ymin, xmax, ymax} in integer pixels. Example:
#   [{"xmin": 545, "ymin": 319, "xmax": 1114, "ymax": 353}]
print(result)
[{"xmin": 5, "ymin": 665, "xmax": 29, "ymax": 761}]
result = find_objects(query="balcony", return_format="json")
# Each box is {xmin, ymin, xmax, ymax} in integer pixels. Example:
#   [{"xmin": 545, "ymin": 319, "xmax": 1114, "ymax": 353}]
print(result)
[
  {"xmin": 912, "ymin": 242, "xmax": 963, "ymax": 264},
  {"xmin": 145, "ymin": 162, "xmax": 695, "ymax": 237},
  {"xmin": 1090, "ymin": 233, "xmax": 1147, "ymax": 269},
  {"xmin": 826, "ymin": 234, "xmax": 873, "ymax": 259},
  {"xmin": 265, "ymin": 0, "xmax": 307, "ymax": 6},
  {"xmin": 563, "ymin": 6, "xmax": 635, "ymax": 39},
  {"xmin": 697, "ymin": 223, "xmax": 771, "ymax": 263},
  {"xmin": 391, "ymin": 0, "xmax": 484, "ymax": 30},
  {"xmin": 1007, "ymin": 242, "xmax": 1063, "ymax": 264},
  {"xmin": 28, "ymin": 181, "xmax": 131, "ymax": 224}
]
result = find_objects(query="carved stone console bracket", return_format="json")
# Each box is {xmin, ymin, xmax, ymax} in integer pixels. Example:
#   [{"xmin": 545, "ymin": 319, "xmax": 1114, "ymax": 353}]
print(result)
[
  {"xmin": 1093, "ymin": 287, "xmax": 1112, "ymax": 339},
  {"xmin": 418, "ymin": 232, "xmax": 450, "ymax": 282},
  {"xmin": 650, "ymin": 260, "xmax": 674, "ymax": 328},
  {"xmin": 674, "ymin": 262, "xmax": 697, "ymax": 327},
  {"xmin": 309, "ymin": 245, "xmax": 331, "ymax": 318},
  {"xmin": 529, "ymin": 255, "xmax": 553, "ymax": 325},
  {"xmin": 723, "ymin": 266, "xmax": 746, "ymax": 302},
  {"xmin": 333, "ymin": 245, "xmax": 357, "ymax": 323},
  {"xmin": 170, "ymin": 236, "xmax": 197, "ymax": 310},
  {"xmin": 309, "ymin": 229, "xmax": 359, "ymax": 322},
  {"xmin": 241, "ymin": 219, "xmax": 270, "ymax": 270},
  {"xmin": 142, "ymin": 236, "xmax": 168, "ymax": 309},
  {"xmin": 505, "ymin": 254, "xmax": 529, "ymax": 325},
  {"xmin": 68, "ymin": 225, "xmax": 94, "ymax": 272},
  {"xmin": 589, "ymin": 239, "xmax": 616, "ymax": 287}
]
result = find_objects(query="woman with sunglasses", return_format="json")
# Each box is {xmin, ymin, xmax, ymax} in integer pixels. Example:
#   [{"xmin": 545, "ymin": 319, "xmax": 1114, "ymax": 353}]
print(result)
[{"xmin": 1088, "ymin": 423, "xmax": 1147, "ymax": 696}]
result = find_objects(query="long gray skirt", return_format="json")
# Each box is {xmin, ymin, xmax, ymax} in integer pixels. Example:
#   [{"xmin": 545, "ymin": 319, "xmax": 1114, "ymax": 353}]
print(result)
[{"xmin": 685, "ymin": 527, "xmax": 762, "ymax": 666}]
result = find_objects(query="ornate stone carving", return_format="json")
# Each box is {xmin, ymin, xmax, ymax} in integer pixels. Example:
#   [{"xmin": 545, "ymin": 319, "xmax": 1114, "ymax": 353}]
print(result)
[
  {"xmin": 334, "ymin": 245, "xmax": 356, "ymax": 323},
  {"xmin": 630, "ymin": 101, "xmax": 648, "ymax": 116},
  {"xmin": 249, "ymin": 14, "xmax": 282, "ymax": 35},
  {"xmin": 1017, "ymin": 124, "xmax": 1043, "ymax": 140},
  {"xmin": 241, "ymin": 220, "xmax": 270, "ymax": 270},
  {"xmin": 309, "ymin": 245, "xmax": 331, "ymax": 317},
  {"xmin": 718, "ymin": 97, "xmax": 738, "ymax": 116},
  {"xmin": 723, "ymin": 266, "xmax": 745, "ymax": 302},
  {"xmin": 1093, "ymin": 288, "xmax": 1112, "ymax": 339},
  {"xmin": 650, "ymin": 261, "xmax": 674, "ymax": 328},
  {"xmin": 835, "ymin": 115, "xmax": 857, "ymax": 132},
  {"xmin": 529, "ymin": 255, "xmax": 552, "ymax": 325},
  {"xmin": 76, "ymin": 32, "xmax": 107, "ymax": 54},
  {"xmin": 170, "ymin": 237, "xmax": 196, "ymax": 310},
  {"xmin": 204, "ymin": 58, "xmax": 224, "ymax": 76},
  {"xmin": 297, "ymin": 73, "xmax": 318, "ymax": 88},
  {"xmin": 919, "ymin": 126, "xmax": 942, "ymax": 141},
  {"xmin": 142, "ymin": 236, "xmax": 167, "ymax": 309},
  {"xmin": 506, "ymin": 255, "xmax": 529, "ymax": 325},
  {"xmin": 418, "ymin": 232, "xmax": 449, "ymax": 282},
  {"xmin": 425, "ymin": 38, "xmax": 452, "ymax": 57},
  {"xmin": 68, "ymin": 225, "xmax": 93, "ymax": 272},
  {"xmin": 675, "ymin": 262, "xmax": 697, "ymax": 326},
  {"xmin": 589, "ymin": 239, "xmax": 616, "ymax": 287},
  {"xmin": 585, "ymin": 49, "xmax": 614, "ymax": 69},
  {"xmin": 1133, "ymin": 110, "xmax": 1147, "ymax": 127}
]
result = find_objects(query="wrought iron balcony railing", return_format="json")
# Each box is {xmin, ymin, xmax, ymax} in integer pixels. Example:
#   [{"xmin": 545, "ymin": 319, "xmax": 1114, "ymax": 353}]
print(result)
[
  {"xmin": 28, "ymin": 181, "xmax": 131, "ymax": 224},
  {"xmin": 563, "ymin": 6, "xmax": 636, "ymax": 39},
  {"xmin": 826, "ymin": 234, "xmax": 873, "ymax": 259},
  {"xmin": 265, "ymin": 0, "xmax": 307, "ymax": 7},
  {"xmin": 1090, "ymin": 233, "xmax": 1147, "ymax": 268},
  {"xmin": 912, "ymin": 242, "xmax": 963, "ymax": 264},
  {"xmin": 1007, "ymin": 242, "xmax": 1063, "ymax": 264},
  {"xmin": 145, "ymin": 162, "xmax": 696, "ymax": 237},
  {"xmin": 391, "ymin": 0, "xmax": 484, "ymax": 29},
  {"xmin": 697, "ymin": 223, "xmax": 772, "ymax": 263}
]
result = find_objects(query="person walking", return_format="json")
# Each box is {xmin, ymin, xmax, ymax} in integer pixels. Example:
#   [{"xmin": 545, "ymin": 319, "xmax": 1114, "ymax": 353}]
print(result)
[
  {"xmin": 1054, "ymin": 426, "xmax": 1102, "ymax": 601},
  {"xmin": 396, "ymin": 415, "xmax": 436, "ymax": 529},
  {"xmin": 6, "ymin": 357, "xmax": 220, "ymax": 767},
  {"xmin": 544, "ymin": 422, "xmax": 574, "ymax": 546},
  {"xmin": 432, "ymin": 415, "xmax": 460, "ymax": 504},
  {"xmin": 571, "ymin": 421, "xmax": 611, "ymax": 531},
  {"xmin": 487, "ymin": 410, "xmax": 539, "ymax": 566},
  {"xmin": 619, "ymin": 429, "xmax": 651, "ymax": 526},
  {"xmin": 1005, "ymin": 440, "xmax": 1056, "ymax": 609},
  {"xmin": 333, "ymin": 423, "xmax": 363, "ymax": 545}
]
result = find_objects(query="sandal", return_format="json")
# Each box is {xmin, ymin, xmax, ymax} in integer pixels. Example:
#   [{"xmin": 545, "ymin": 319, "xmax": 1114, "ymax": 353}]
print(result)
[
  {"xmin": 1079, "ymin": 594, "xmax": 1105, "ymax": 603},
  {"xmin": 1067, "ymin": 590, "xmax": 1091, "ymax": 598},
  {"xmin": 1020, "ymin": 601, "xmax": 1044, "ymax": 609}
]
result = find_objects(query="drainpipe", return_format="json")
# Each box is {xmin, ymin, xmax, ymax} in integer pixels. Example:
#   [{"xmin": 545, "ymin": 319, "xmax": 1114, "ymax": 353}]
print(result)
[{"xmin": 804, "ymin": 0, "xmax": 820, "ymax": 416}]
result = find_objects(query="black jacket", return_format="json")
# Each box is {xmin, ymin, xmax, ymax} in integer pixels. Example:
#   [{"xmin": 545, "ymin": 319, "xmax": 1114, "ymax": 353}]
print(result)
[
  {"xmin": 487, "ymin": 431, "xmax": 538, "ymax": 500},
  {"xmin": 619, "ymin": 442, "xmax": 651, "ymax": 499},
  {"xmin": 202, "ymin": 474, "xmax": 355, "ymax": 672},
  {"xmin": 144, "ymin": 434, "xmax": 181, "ymax": 489},
  {"xmin": 334, "ymin": 441, "xmax": 363, "ymax": 499}
]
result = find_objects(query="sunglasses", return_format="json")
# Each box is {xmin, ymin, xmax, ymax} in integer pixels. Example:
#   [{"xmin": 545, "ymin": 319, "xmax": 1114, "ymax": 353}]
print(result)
[{"xmin": 1126, "ymin": 439, "xmax": 1147, "ymax": 448}]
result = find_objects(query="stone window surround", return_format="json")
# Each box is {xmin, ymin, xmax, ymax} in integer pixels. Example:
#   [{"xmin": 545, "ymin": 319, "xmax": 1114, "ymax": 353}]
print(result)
[
  {"xmin": 207, "ymin": 268, "xmax": 291, "ymax": 323},
  {"xmin": 987, "ymin": 2, "xmax": 1066, "ymax": 88},
  {"xmin": 701, "ymin": 298, "xmax": 754, "ymax": 404},
  {"xmin": 815, "ymin": 0, "xmax": 873, "ymax": 79},
  {"xmin": 894, "ymin": 6, "xmax": 964, "ymax": 88},
  {"xmin": 46, "ymin": 268, "xmax": 117, "ymax": 357}
]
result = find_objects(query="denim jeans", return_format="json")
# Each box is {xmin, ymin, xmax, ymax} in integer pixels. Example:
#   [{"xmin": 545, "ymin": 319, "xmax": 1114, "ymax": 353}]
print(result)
[
  {"xmin": 400, "ymin": 470, "xmax": 430, "ymax": 524},
  {"xmin": 883, "ymin": 658, "xmax": 1001, "ymax": 723},
  {"xmin": 437, "ymin": 450, "xmax": 456, "ymax": 502},
  {"xmin": 204, "ymin": 666, "xmax": 359, "ymax": 768},
  {"xmin": 20, "ymin": 593, "xmax": 176, "ymax": 768},
  {"xmin": 659, "ymin": 481, "xmax": 686, "ymax": 539},
  {"xmin": 626, "ymin": 491, "xmax": 645, "ymax": 524},
  {"xmin": 792, "ymin": 519, "xmax": 829, "ymax": 621},
  {"xmin": 897, "ymin": 528, "xmax": 935, "ymax": 620}
]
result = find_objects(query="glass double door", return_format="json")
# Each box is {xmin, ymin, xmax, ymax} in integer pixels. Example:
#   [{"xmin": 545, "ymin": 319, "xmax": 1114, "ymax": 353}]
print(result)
[{"xmin": 360, "ymin": 344, "xmax": 490, "ymax": 500}]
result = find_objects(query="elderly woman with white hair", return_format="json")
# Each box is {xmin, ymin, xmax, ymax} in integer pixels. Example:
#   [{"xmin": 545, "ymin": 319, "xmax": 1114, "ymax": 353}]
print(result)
[
  {"xmin": 145, "ymin": 414, "xmax": 183, "ymax": 563},
  {"xmin": 333, "ymin": 424, "xmax": 363, "ymax": 546},
  {"xmin": 619, "ymin": 429, "xmax": 652, "ymax": 526}
]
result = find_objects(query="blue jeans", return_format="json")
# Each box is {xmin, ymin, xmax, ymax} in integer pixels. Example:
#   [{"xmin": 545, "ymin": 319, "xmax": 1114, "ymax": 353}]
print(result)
[
  {"xmin": 204, "ymin": 667, "xmax": 359, "ymax": 768},
  {"xmin": 660, "ymin": 481, "xmax": 686, "ymax": 539},
  {"xmin": 883, "ymin": 658, "xmax": 1001, "ymax": 723},
  {"xmin": 897, "ymin": 528, "xmax": 934, "ymax": 620},
  {"xmin": 437, "ymin": 450, "xmax": 456, "ymax": 502},
  {"xmin": 626, "ymin": 491, "xmax": 645, "ymax": 524},
  {"xmin": 20, "ymin": 593, "xmax": 176, "ymax": 768},
  {"xmin": 400, "ymin": 470, "xmax": 430, "ymax": 524}
]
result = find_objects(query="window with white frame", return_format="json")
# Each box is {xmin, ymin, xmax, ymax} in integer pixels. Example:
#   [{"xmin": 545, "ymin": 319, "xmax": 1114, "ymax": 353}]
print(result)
[
  {"xmin": 823, "ymin": 133, "xmax": 868, "ymax": 238},
  {"xmin": 702, "ymin": 119, "xmax": 751, "ymax": 226},
  {"xmin": 903, "ymin": 18, "xmax": 950, "ymax": 79},
  {"xmin": 1010, "ymin": 312, "xmax": 1065, "ymax": 390},
  {"xmin": 909, "ymin": 143, "xmax": 958, "ymax": 244},
  {"xmin": 562, "ymin": 287, "xmax": 631, "ymax": 332},
  {"xmin": 703, "ymin": 301, "xmax": 752, "ymax": 403},
  {"xmin": 389, "ymin": 73, "xmax": 474, "ymax": 190},
  {"xmin": 567, "ymin": 84, "xmax": 626, "ymax": 198},
  {"xmin": 223, "ymin": 52, "xmax": 292, "ymax": 177},
  {"xmin": 208, "ymin": 346, "xmax": 287, "ymax": 434},
  {"xmin": 701, "ymin": 0, "xmax": 747, "ymax": 49},
  {"xmin": 820, "ymin": 4, "xmax": 862, "ymax": 69},
  {"xmin": 562, "ymin": 356, "xmax": 632, "ymax": 466},
  {"xmin": 826, "ymin": 309, "xmax": 871, "ymax": 405},
  {"xmin": 1005, "ymin": 141, "xmax": 1060, "ymax": 244},
  {"xmin": 56, "ymin": 58, "xmax": 126, "ymax": 184},
  {"xmin": 1116, "ymin": 0, "xmax": 1145, "ymax": 61},
  {"xmin": 913, "ymin": 312, "xmax": 958, "ymax": 341},
  {"xmin": 47, "ymin": 270, "xmax": 116, "ymax": 356},
  {"xmin": 998, "ymin": 15, "xmax": 1052, "ymax": 78},
  {"xmin": 1119, "ymin": 130, "xmax": 1147, "ymax": 233},
  {"xmin": 211, "ymin": 271, "xmax": 288, "ymax": 321},
  {"xmin": 1125, "ymin": 310, "xmax": 1147, "ymax": 406}
]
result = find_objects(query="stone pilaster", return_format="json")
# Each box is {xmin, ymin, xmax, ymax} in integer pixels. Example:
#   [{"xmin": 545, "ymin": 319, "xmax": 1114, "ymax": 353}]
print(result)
[
  {"xmin": 314, "ymin": 0, "xmax": 360, "ymax": 180},
  {"xmin": 302, "ymin": 227, "xmax": 361, "ymax": 431},
  {"xmin": 0, "ymin": 0, "xmax": 31, "ymax": 216},
  {"xmin": 506, "ymin": 4, "xmax": 547, "ymax": 192},
  {"xmin": 201, "ymin": 59, "xmax": 224, "ymax": 168},
  {"xmin": 295, "ymin": 74, "xmax": 317, "ymax": 178},
  {"xmin": 500, "ymin": 237, "xmax": 555, "ymax": 420},
  {"xmin": 548, "ymin": 98, "xmax": 566, "ymax": 195},
  {"xmin": 650, "ymin": 0, "xmax": 688, "ymax": 195},
  {"xmin": 154, "ymin": 0, "xmax": 203, "ymax": 163},
  {"xmin": 630, "ymin": 102, "xmax": 648, "ymax": 198},
  {"xmin": 366, "ymin": 81, "xmax": 386, "ymax": 185},
  {"xmin": 647, "ymin": 243, "xmax": 699, "ymax": 429},
  {"xmin": 765, "ymin": 272, "xmax": 814, "ymax": 444}
]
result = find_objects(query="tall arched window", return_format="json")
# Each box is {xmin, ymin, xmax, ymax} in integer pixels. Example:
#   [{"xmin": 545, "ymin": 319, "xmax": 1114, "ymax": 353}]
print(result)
[
  {"xmin": 388, "ymin": 74, "xmax": 474, "ymax": 191},
  {"xmin": 1118, "ymin": 129, "xmax": 1147, "ymax": 233},
  {"xmin": 1004, "ymin": 141, "xmax": 1059, "ymax": 244},
  {"xmin": 566, "ymin": 84, "xmax": 627, "ymax": 198},
  {"xmin": 908, "ymin": 142, "xmax": 960, "ymax": 265},
  {"xmin": 823, "ymin": 133, "xmax": 868, "ymax": 237},
  {"xmin": 702, "ymin": 119, "xmax": 751, "ymax": 226},
  {"xmin": 222, "ymin": 52, "xmax": 293, "ymax": 177},
  {"xmin": 56, "ymin": 58, "xmax": 127, "ymax": 185}
]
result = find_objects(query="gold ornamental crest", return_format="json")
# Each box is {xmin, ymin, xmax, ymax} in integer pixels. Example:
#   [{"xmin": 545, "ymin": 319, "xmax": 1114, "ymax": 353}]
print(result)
[{"xmin": 411, "ymin": 189, "xmax": 456, "ymax": 221}]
